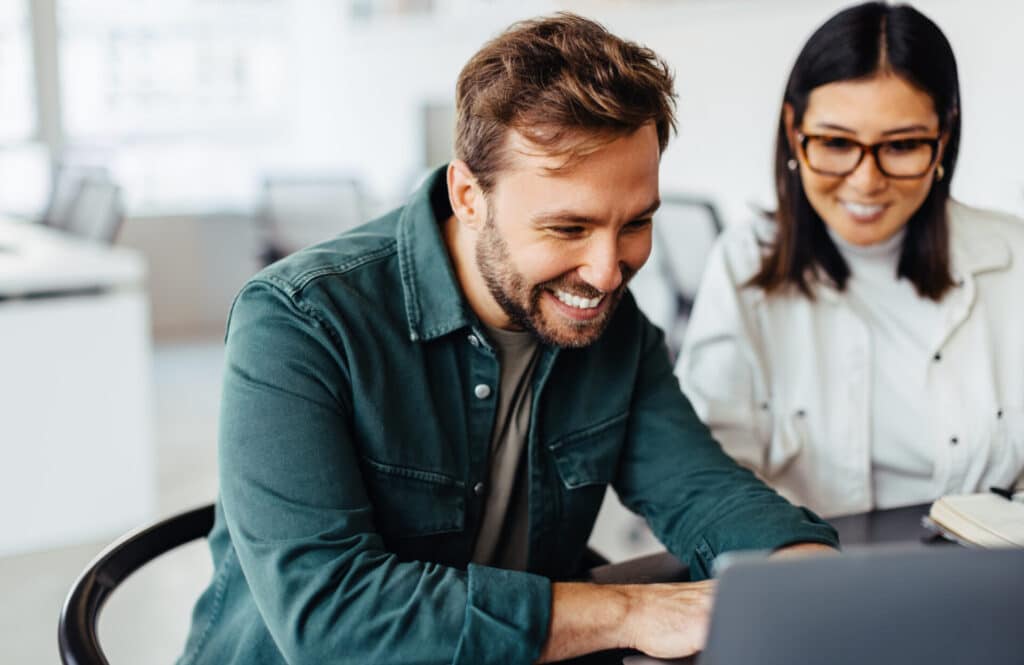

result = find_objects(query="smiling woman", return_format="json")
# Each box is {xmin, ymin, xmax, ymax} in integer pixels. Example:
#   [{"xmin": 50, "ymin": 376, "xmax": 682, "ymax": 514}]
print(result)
[{"xmin": 676, "ymin": 1, "xmax": 1024, "ymax": 519}]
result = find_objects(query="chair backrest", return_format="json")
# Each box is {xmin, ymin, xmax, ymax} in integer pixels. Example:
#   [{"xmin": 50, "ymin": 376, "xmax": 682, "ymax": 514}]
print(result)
[
  {"xmin": 630, "ymin": 195, "xmax": 723, "ymax": 359},
  {"xmin": 42, "ymin": 164, "xmax": 111, "ymax": 231},
  {"xmin": 258, "ymin": 175, "xmax": 366, "ymax": 264},
  {"xmin": 58, "ymin": 504, "xmax": 215, "ymax": 665},
  {"xmin": 62, "ymin": 178, "xmax": 125, "ymax": 244}
]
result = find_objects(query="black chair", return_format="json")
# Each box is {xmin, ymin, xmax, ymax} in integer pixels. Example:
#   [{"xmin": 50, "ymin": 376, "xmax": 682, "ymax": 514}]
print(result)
[{"xmin": 58, "ymin": 503, "xmax": 215, "ymax": 665}]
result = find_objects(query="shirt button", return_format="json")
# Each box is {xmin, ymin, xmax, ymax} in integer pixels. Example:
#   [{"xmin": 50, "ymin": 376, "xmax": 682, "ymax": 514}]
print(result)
[
  {"xmin": 474, "ymin": 384, "xmax": 491, "ymax": 399},
  {"xmin": 473, "ymin": 481, "xmax": 486, "ymax": 496},
  {"xmin": 933, "ymin": 352, "xmax": 942, "ymax": 362},
  {"xmin": 467, "ymin": 334, "xmax": 480, "ymax": 347},
  {"xmin": 950, "ymin": 436, "xmax": 959, "ymax": 446}
]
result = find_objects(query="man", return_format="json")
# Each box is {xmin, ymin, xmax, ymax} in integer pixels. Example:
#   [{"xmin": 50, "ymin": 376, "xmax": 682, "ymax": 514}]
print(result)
[{"xmin": 178, "ymin": 14, "xmax": 837, "ymax": 665}]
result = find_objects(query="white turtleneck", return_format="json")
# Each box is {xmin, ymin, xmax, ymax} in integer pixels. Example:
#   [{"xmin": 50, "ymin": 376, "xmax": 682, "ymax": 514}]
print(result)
[{"xmin": 828, "ymin": 226, "xmax": 945, "ymax": 508}]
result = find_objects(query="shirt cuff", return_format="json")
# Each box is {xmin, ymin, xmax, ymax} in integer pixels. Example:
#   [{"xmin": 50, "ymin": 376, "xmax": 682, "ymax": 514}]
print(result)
[{"xmin": 452, "ymin": 564, "xmax": 552, "ymax": 665}]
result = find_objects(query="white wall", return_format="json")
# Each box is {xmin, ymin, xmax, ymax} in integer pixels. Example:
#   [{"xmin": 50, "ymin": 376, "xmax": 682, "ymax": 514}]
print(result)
[
  {"xmin": 120, "ymin": 0, "xmax": 1024, "ymax": 339},
  {"xmin": 275, "ymin": 0, "xmax": 1024, "ymax": 225}
]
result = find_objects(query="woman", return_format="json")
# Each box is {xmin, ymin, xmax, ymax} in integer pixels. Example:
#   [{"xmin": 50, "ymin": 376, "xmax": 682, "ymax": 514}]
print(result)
[{"xmin": 676, "ymin": 2, "xmax": 1024, "ymax": 518}]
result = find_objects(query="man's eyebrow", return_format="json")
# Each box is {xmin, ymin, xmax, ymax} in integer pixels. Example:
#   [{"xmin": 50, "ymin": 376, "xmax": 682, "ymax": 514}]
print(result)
[
  {"xmin": 532, "ymin": 199, "xmax": 661, "ymax": 225},
  {"xmin": 634, "ymin": 199, "xmax": 661, "ymax": 219}
]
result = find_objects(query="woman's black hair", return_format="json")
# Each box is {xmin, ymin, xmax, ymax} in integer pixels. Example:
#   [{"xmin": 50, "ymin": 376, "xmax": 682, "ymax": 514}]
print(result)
[{"xmin": 750, "ymin": 2, "xmax": 960, "ymax": 300}]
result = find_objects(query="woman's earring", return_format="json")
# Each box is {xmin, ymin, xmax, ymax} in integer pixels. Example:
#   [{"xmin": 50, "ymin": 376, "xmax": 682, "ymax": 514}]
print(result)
[
  {"xmin": 787, "ymin": 158, "xmax": 798, "ymax": 172},
  {"xmin": 936, "ymin": 164, "xmax": 945, "ymax": 181}
]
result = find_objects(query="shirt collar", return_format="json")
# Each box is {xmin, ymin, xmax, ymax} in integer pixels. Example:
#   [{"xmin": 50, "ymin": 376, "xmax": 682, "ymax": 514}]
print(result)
[{"xmin": 396, "ymin": 165, "xmax": 476, "ymax": 342}]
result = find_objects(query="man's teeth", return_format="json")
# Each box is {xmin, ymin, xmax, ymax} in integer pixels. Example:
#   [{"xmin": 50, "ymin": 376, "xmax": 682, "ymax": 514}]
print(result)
[
  {"xmin": 554, "ymin": 290, "xmax": 603, "ymax": 309},
  {"xmin": 842, "ymin": 201, "xmax": 885, "ymax": 217}
]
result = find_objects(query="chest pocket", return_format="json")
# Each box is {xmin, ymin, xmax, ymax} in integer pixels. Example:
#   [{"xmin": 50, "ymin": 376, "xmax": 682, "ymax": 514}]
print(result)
[
  {"xmin": 360, "ymin": 456, "xmax": 465, "ymax": 541},
  {"xmin": 547, "ymin": 411, "xmax": 628, "ymax": 489}
]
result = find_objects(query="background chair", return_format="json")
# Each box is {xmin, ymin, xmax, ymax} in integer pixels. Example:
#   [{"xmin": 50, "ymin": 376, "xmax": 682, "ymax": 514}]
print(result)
[
  {"xmin": 630, "ymin": 194, "xmax": 723, "ymax": 360},
  {"xmin": 257, "ymin": 174, "xmax": 367, "ymax": 265},
  {"xmin": 58, "ymin": 504, "xmax": 215, "ymax": 665},
  {"xmin": 41, "ymin": 163, "xmax": 126, "ymax": 244}
]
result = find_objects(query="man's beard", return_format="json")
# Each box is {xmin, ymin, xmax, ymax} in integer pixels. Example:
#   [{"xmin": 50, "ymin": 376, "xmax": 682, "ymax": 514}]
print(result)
[{"xmin": 474, "ymin": 211, "xmax": 634, "ymax": 348}]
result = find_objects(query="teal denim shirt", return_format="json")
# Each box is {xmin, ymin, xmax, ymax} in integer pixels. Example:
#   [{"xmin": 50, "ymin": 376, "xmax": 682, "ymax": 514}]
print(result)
[{"xmin": 178, "ymin": 167, "xmax": 838, "ymax": 665}]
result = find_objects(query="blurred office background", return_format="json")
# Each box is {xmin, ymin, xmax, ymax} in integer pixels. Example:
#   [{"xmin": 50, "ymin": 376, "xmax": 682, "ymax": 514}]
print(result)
[{"xmin": 2, "ymin": 0, "xmax": 1022, "ymax": 662}]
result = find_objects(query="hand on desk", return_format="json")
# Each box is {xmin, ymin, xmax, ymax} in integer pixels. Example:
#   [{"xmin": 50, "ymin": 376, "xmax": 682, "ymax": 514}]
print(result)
[{"xmin": 536, "ymin": 579, "xmax": 715, "ymax": 663}]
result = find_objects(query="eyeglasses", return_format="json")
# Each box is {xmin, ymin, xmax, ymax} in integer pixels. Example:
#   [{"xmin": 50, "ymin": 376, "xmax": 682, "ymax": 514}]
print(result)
[{"xmin": 797, "ymin": 131, "xmax": 941, "ymax": 179}]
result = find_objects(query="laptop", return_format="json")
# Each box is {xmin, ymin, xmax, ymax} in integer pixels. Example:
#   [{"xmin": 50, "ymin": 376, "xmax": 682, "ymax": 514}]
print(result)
[{"xmin": 624, "ymin": 546, "xmax": 1024, "ymax": 665}]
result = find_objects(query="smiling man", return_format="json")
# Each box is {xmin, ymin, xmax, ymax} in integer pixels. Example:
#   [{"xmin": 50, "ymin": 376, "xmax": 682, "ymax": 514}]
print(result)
[{"xmin": 178, "ymin": 14, "xmax": 838, "ymax": 665}]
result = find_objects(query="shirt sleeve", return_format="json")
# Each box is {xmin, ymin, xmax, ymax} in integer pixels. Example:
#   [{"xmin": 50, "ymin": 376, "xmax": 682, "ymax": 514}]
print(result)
[
  {"xmin": 675, "ymin": 234, "xmax": 775, "ymax": 476},
  {"xmin": 613, "ymin": 300, "xmax": 838, "ymax": 580},
  {"xmin": 217, "ymin": 280, "xmax": 551, "ymax": 665}
]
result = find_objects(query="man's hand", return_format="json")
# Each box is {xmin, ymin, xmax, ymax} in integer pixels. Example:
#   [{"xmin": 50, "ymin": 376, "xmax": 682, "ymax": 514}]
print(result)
[
  {"xmin": 536, "ymin": 580, "xmax": 715, "ymax": 663},
  {"xmin": 622, "ymin": 580, "xmax": 716, "ymax": 659}
]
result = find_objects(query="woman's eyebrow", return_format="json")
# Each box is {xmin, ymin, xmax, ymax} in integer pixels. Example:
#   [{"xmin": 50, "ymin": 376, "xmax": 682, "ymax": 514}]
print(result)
[{"xmin": 880, "ymin": 124, "xmax": 936, "ymax": 136}]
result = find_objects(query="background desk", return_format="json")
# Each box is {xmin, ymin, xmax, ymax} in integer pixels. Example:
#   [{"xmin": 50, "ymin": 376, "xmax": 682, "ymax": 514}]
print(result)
[{"xmin": 0, "ymin": 218, "xmax": 156, "ymax": 555}]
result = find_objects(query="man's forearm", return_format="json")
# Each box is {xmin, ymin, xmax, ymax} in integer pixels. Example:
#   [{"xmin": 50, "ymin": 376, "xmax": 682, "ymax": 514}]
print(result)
[
  {"xmin": 536, "ymin": 582, "xmax": 632, "ymax": 663},
  {"xmin": 536, "ymin": 579, "xmax": 716, "ymax": 663}
]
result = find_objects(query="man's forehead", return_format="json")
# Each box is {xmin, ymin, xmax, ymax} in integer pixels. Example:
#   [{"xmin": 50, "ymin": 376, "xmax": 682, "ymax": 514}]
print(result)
[{"xmin": 499, "ymin": 125, "xmax": 647, "ymax": 179}]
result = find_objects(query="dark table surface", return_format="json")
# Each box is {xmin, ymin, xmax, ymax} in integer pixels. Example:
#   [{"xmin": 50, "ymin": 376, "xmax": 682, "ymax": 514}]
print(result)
[{"xmin": 564, "ymin": 503, "xmax": 937, "ymax": 664}]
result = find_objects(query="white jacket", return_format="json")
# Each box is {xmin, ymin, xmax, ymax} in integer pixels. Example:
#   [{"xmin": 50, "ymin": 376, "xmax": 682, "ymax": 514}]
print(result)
[{"xmin": 676, "ymin": 201, "xmax": 1024, "ymax": 517}]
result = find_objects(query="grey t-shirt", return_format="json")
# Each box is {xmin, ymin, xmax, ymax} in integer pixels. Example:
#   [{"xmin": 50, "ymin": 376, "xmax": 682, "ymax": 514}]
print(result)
[{"xmin": 470, "ymin": 324, "xmax": 540, "ymax": 570}]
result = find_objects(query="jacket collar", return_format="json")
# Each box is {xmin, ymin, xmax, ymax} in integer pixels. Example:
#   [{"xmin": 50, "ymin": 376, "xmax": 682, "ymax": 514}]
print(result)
[
  {"xmin": 814, "ymin": 200, "xmax": 1010, "ymax": 302},
  {"xmin": 948, "ymin": 200, "xmax": 1011, "ymax": 281},
  {"xmin": 396, "ymin": 165, "xmax": 476, "ymax": 342}
]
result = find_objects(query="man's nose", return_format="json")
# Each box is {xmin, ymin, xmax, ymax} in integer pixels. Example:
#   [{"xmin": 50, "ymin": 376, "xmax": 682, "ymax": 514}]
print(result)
[{"xmin": 577, "ymin": 239, "xmax": 623, "ymax": 294}]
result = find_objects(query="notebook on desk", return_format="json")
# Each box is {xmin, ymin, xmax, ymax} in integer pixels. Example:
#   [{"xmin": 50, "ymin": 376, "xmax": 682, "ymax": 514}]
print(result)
[
  {"xmin": 924, "ymin": 490, "xmax": 1024, "ymax": 547},
  {"xmin": 623, "ymin": 546, "xmax": 1024, "ymax": 665}
]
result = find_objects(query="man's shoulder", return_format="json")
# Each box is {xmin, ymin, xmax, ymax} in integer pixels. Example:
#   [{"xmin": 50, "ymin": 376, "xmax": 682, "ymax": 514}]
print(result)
[{"xmin": 252, "ymin": 208, "xmax": 403, "ymax": 299}]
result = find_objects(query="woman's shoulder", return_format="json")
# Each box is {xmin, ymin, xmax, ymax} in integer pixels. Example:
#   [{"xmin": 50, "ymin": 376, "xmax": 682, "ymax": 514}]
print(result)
[
  {"xmin": 949, "ymin": 200, "xmax": 1024, "ymax": 236},
  {"xmin": 948, "ymin": 200, "xmax": 1024, "ymax": 267}
]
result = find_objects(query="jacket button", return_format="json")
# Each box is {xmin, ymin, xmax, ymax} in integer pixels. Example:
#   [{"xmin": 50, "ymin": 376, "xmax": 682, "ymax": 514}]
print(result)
[
  {"xmin": 474, "ymin": 384, "xmax": 491, "ymax": 399},
  {"xmin": 933, "ymin": 352, "xmax": 942, "ymax": 362},
  {"xmin": 467, "ymin": 334, "xmax": 480, "ymax": 347},
  {"xmin": 473, "ymin": 481, "xmax": 486, "ymax": 496}
]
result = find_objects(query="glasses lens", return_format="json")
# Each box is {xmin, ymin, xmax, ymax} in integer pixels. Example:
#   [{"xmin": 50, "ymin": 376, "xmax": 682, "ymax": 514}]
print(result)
[
  {"xmin": 877, "ymin": 139, "xmax": 936, "ymax": 177},
  {"xmin": 804, "ymin": 136, "xmax": 863, "ymax": 175}
]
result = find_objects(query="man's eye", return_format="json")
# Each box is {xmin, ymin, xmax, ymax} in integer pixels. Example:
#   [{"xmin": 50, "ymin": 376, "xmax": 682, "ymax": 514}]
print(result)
[
  {"xmin": 624, "ymin": 218, "xmax": 653, "ymax": 231},
  {"xmin": 551, "ymin": 226, "xmax": 585, "ymax": 236}
]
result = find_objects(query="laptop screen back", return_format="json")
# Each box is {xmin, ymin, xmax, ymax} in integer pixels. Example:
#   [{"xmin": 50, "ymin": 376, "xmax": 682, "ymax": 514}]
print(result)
[{"xmin": 699, "ymin": 546, "xmax": 1024, "ymax": 665}]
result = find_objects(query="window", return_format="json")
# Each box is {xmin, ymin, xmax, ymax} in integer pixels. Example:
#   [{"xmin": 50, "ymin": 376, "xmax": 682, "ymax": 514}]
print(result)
[
  {"xmin": 57, "ymin": 0, "xmax": 291, "ymax": 215},
  {"xmin": 0, "ymin": 0, "xmax": 47, "ymax": 217}
]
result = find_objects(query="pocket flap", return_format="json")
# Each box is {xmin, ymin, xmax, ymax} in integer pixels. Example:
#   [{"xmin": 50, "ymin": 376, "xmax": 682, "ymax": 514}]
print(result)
[{"xmin": 547, "ymin": 412, "xmax": 628, "ymax": 489}]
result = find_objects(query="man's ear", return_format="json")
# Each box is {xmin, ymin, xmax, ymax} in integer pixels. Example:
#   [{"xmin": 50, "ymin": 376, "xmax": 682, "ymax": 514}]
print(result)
[{"xmin": 447, "ymin": 160, "xmax": 487, "ymax": 230}]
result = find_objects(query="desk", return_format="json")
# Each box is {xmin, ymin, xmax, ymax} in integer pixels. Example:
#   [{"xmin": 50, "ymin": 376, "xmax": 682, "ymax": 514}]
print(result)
[
  {"xmin": 0, "ymin": 218, "xmax": 156, "ymax": 555},
  {"xmin": 567, "ymin": 503, "xmax": 935, "ymax": 664}
]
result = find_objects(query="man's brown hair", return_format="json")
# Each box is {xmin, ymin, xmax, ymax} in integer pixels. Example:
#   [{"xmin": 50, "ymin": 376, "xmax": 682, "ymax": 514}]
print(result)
[{"xmin": 454, "ymin": 13, "xmax": 676, "ymax": 192}]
